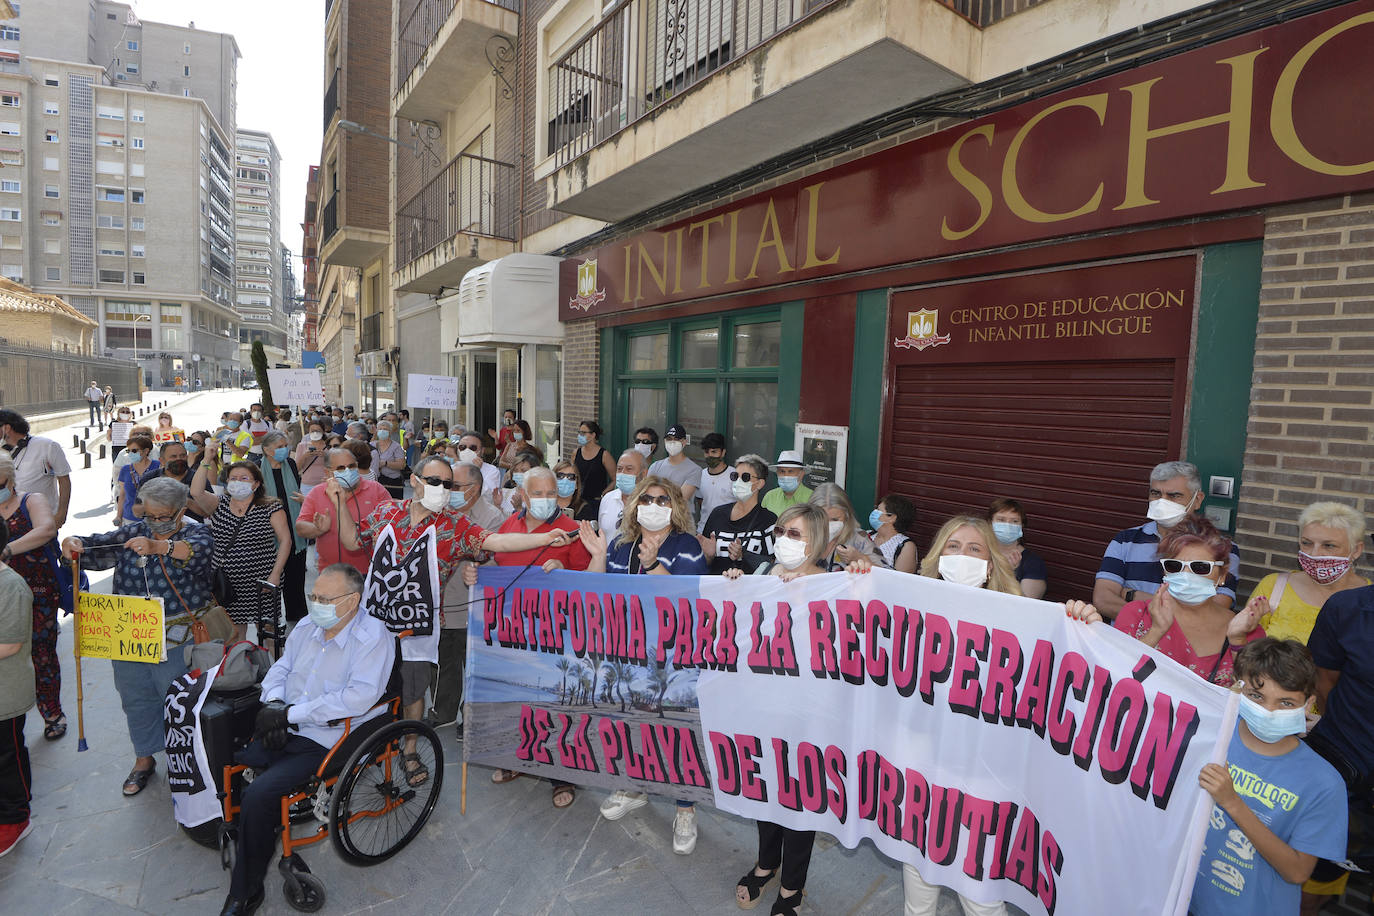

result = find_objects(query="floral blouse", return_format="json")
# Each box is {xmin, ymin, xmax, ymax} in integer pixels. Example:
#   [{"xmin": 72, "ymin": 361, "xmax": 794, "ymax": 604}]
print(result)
[{"xmin": 78, "ymin": 519, "xmax": 216, "ymax": 622}]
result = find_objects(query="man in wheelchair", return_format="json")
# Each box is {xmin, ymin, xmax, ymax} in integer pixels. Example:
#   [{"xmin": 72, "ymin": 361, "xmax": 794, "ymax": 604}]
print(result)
[{"xmin": 220, "ymin": 563, "xmax": 394, "ymax": 916}]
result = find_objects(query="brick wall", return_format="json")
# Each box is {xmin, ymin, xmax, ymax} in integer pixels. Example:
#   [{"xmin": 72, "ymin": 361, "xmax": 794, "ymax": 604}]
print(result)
[
  {"xmin": 561, "ymin": 316, "xmax": 599, "ymax": 461},
  {"xmin": 1235, "ymin": 193, "xmax": 1374, "ymax": 589}
]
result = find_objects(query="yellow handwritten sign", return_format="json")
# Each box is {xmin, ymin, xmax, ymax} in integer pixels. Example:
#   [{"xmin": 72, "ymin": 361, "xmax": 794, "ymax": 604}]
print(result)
[{"xmin": 77, "ymin": 593, "xmax": 166, "ymax": 663}]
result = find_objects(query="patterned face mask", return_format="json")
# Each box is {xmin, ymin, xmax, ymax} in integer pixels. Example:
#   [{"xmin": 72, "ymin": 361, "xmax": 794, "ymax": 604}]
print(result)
[{"xmin": 1298, "ymin": 550, "xmax": 1354, "ymax": 585}]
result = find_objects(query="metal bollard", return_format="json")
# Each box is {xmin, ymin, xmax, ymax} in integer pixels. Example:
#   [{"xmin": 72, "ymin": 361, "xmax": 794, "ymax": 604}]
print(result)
[
  {"xmin": 99, "ymin": 444, "xmax": 106, "ymax": 459},
  {"xmin": 84, "ymin": 453, "xmax": 91, "ymax": 469},
  {"xmin": 73, "ymin": 434, "xmax": 80, "ymax": 448}
]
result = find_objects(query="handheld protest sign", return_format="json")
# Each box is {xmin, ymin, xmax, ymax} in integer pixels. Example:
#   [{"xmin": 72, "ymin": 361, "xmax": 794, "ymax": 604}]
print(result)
[
  {"xmin": 77, "ymin": 593, "xmax": 166, "ymax": 663},
  {"xmin": 71, "ymin": 556, "xmax": 87, "ymax": 752},
  {"xmin": 362, "ymin": 525, "xmax": 441, "ymax": 664}
]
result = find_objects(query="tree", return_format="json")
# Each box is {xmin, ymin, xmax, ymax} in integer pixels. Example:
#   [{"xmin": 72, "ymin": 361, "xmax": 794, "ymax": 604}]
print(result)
[
  {"xmin": 601, "ymin": 665, "xmax": 618, "ymax": 705},
  {"xmin": 611, "ymin": 662, "xmax": 635, "ymax": 713},
  {"xmin": 554, "ymin": 657, "xmax": 573, "ymax": 705},
  {"xmin": 578, "ymin": 670, "xmax": 592, "ymax": 705},
  {"xmin": 250, "ymin": 340, "xmax": 275, "ymax": 411},
  {"xmin": 646, "ymin": 658, "xmax": 685, "ymax": 718}
]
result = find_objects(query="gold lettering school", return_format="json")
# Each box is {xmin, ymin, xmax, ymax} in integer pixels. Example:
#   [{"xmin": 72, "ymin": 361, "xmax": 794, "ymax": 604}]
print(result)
[
  {"xmin": 1228, "ymin": 763, "xmax": 1300, "ymax": 812},
  {"xmin": 619, "ymin": 181, "xmax": 841, "ymax": 304},
  {"xmin": 941, "ymin": 11, "xmax": 1374, "ymax": 241}
]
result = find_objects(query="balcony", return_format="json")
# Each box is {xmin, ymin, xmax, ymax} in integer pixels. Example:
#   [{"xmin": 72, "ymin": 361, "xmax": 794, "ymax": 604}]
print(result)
[
  {"xmin": 319, "ymin": 190, "xmax": 390, "ymax": 269},
  {"xmin": 395, "ymin": 0, "xmax": 519, "ymax": 124},
  {"xmin": 393, "ymin": 151, "xmax": 517, "ymax": 293},
  {"xmin": 360, "ymin": 312, "xmax": 382, "ymax": 352},
  {"xmin": 545, "ymin": 0, "xmax": 983, "ymax": 221},
  {"xmin": 323, "ymin": 68, "xmax": 339, "ymax": 132}
]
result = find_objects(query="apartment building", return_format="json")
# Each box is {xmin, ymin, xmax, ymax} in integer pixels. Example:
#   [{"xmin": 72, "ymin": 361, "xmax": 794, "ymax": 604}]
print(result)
[
  {"xmin": 537, "ymin": 0, "xmax": 1374, "ymax": 597},
  {"xmin": 234, "ymin": 127, "xmax": 288, "ymax": 376},
  {"xmin": 316, "ymin": 0, "xmax": 392, "ymax": 412},
  {"xmin": 301, "ymin": 164, "xmax": 320, "ymax": 358},
  {"xmin": 7, "ymin": 0, "xmax": 242, "ymax": 388}
]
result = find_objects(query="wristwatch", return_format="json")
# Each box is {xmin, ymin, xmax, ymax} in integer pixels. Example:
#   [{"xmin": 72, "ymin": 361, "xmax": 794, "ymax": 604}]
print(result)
[{"xmin": 1124, "ymin": 589, "xmax": 1137, "ymax": 603}]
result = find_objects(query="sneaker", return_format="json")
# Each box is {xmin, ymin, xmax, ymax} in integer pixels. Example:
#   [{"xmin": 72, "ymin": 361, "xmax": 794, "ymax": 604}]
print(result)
[
  {"xmin": 454, "ymin": 723, "xmax": 464, "ymax": 742},
  {"xmin": 672, "ymin": 807, "xmax": 698, "ymax": 855},
  {"xmin": 599, "ymin": 790, "xmax": 648, "ymax": 821},
  {"xmin": 0, "ymin": 820, "xmax": 33, "ymax": 858}
]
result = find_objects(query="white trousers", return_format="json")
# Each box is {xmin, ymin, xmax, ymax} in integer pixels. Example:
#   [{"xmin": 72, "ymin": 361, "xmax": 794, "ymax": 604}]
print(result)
[{"xmin": 902, "ymin": 864, "xmax": 1009, "ymax": 916}]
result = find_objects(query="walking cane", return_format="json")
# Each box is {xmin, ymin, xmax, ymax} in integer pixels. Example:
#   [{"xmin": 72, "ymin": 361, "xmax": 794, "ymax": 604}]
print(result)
[{"xmin": 71, "ymin": 555, "xmax": 88, "ymax": 752}]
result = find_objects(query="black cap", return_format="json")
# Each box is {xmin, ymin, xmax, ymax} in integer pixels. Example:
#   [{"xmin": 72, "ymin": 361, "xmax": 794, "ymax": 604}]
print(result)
[{"xmin": 665, "ymin": 424, "xmax": 688, "ymax": 440}]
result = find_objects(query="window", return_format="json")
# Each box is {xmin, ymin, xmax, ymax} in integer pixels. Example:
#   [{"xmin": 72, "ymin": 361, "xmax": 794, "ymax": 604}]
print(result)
[
  {"xmin": 105, "ymin": 326, "xmax": 151, "ymax": 349},
  {"xmin": 44, "ymin": 185, "xmax": 59, "ymax": 199},
  {"xmin": 106, "ymin": 300, "xmax": 151, "ymax": 321},
  {"xmin": 131, "ymin": 190, "xmax": 144, "ymax": 204},
  {"xmin": 183, "ymin": 65, "xmax": 191, "ymax": 77},
  {"xmin": 160, "ymin": 303, "xmax": 182, "ymax": 323},
  {"xmin": 97, "ymin": 135, "xmax": 123, "ymax": 147},
  {"xmin": 131, "ymin": 217, "xmax": 144, "ymax": 231},
  {"xmin": 44, "ymin": 76, "xmax": 58, "ymax": 87},
  {"xmin": 107, "ymin": 12, "xmax": 117, "ymax": 19},
  {"xmin": 132, "ymin": 272, "xmax": 145, "ymax": 285},
  {"xmin": 126, "ymin": 64, "xmax": 139, "ymax": 74},
  {"xmin": 98, "ymin": 188, "xmax": 125, "ymax": 202},
  {"xmin": 44, "ymin": 102, "xmax": 58, "ymax": 117},
  {"xmin": 97, "ymin": 106, "xmax": 124, "ymax": 121},
  {"xmin": 96, "ymin": 160, "xmax": 123, "ymax": 175},
  {"xmin": 161, "ymin": 326, "xmax": 182, "ymax": 349},
  {"xmin": 0, "ymin": 93, "xmax": 17, "ymax": 107},
  {"xmin": 183, "ymin": 89, "xmax": 191, "ymax": 97},
  {"xmin": 44, "ymin": 130, "xmax": 58, "ymax": 143},
  {"xmin": 0, "ymin": 208, "xmax": 19, "ymax": 221},
  {"xmin": 43, "ymin": 214, "xmax": 60, "ymax": 226},
  {"xmin": 0, "ymin": 179, "xmax": 18, "ymax": 192},
  {"xmin": 1, "ymin": 265, "xmax": 19, "ymax": 281},
  {"xmin": 0, "ymin": 122, "xmax": 19, "ymax": 136},
  {"xmin": 132, "ymin": 245, "xmax": 144, "ymax": 258},
  {"xmin": 127, "ymin": 40, "xmax": 139, "ymax": 51},
  {"xmin": 116, "ymin": 74, "xmax": 127, "ymax": 82},
  {"xmin": 96, "ymin": 214, "xmax": 125, "ymax": 229},
  {"xmin": 43, "ymin": 157, "xmax": 58, "ymax": 171},
  {"xmin": 131, "ymin": 137, "xmax": 143, "ymax": 149},
  {"xmin": 98, "ymin": 247, "xmax": 125, "ymax": 257},
  {"xmin": 0, "ymin": 27, "xmax": 18, "ymax": 41},
  {"xmin": 184, "ymin": 44, "xmax": 191, "ymax": 54},
  {"xmin": 46, "ymin": 267, "xmax": 60, "ymax": 281},
  {"xmin": 131, "ymin": 109, "xmax": 144, "ymax": 122},
  {"xmin": 0, "ymin": 150, "xmax": 18, "ymax": 165},
  {"xmin": 99, "ymin": 269, "xmax": 126, "ymax": 283},
  {"xmin": 130, "ymin": 163, "xmax": 144, "ymax": 177},
  {"xmin": 44, "ymin": 239, "xmax": 59, "ymax": 254}
]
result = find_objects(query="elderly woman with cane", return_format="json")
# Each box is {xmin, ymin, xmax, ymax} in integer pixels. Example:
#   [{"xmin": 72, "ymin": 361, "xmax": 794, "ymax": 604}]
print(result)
[{"xmin": 61, "ymin": 477, "xmax": 214, "ymax": 796}]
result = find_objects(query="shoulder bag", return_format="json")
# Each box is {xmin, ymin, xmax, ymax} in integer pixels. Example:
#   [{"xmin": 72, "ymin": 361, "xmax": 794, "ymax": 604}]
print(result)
[{"xmin": 210, "ymin": 503, "xmax": 251, "ymax": 607}]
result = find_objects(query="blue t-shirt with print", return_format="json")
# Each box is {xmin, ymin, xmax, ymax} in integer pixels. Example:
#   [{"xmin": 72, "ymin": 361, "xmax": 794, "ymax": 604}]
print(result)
[{"xmin": 1190, "ymin": 721, "xmax": 1347, "ymax": 916}]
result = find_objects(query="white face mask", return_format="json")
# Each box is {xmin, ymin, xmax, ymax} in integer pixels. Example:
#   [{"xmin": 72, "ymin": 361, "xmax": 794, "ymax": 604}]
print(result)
[
  {"xmin": 938, "ymin": 554, "xmax": 989, "ymax": 588},
  {"xmin": 309, "ymin": 431, "xmax": 324, "ymax": 441},
  {"xmin": 637, "ymin": 502, "xmax": 672, "ymax": 532},
  {"xmin": 665, "ymin": 441, "xmax": 684, "ymax": 457},
  {"xmin": 731, "ymin": 478, "xmax": 753, "ymax": 501},
  {"xmin": 457, "ymin": 448, "xmax": 478, "ymax": 466},
  {"xmin": 420, "ymin": 483, "xmax": 448, "ymax": 512},
  {"xmin": 774, "ymin": 537, "xmax": 809, "ymax": 570},
  {"xmin": 1147, "ymin": 495, "xmax": 1193, "ymax": 527},
  {"xmin": 251, "ymin": 411, "xmax": 262, "ymax": 420},
  {"xmin": 827, "ymin": 519, "xmax": 844, "ymax": 541},
  {"xmin": 634, "ymin": 443, "xmax": 654, "ymax": 459}
]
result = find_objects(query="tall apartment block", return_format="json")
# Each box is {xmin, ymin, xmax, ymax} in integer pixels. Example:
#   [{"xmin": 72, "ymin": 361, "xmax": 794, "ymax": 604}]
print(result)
[
  {"xmin": 7, "ymin": 0, "xmax": 241, "ymax": 388},
  {"xmin": 234, "ymin": 127, "xmax": 287, "ymax": 377}
]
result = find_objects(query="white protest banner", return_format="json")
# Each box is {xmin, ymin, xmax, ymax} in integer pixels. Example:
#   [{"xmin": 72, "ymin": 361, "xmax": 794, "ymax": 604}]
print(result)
[
  {"xmin": 406, "ymin": 373, "xmax": 459, "ymax": 410},
  {"xmin": 363, "ymin": 525, "xmax": 441, "ymax": 664},
  {"xmin": 466, "ymin": 567, "xmax": 1236, "ymax": 916},
  {"xmin": 266, "ymin": 368, "xmax": 326, "ymax": 407},
  {"xmin": 164, "ymin": 664, "xmax": 221, "ymax": 827}
]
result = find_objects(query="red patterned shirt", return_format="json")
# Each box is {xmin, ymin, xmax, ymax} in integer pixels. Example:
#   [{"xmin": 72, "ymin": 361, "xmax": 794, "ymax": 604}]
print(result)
[{"xmin": 359, "ymin": 500, "xmax": 491, "ymax": 591}]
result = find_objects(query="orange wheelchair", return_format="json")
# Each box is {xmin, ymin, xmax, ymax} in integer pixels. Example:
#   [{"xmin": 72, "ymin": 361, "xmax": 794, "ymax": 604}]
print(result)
[{"xmin": 213, "ymin": 651, "xmax": 444, "ymax": 911}]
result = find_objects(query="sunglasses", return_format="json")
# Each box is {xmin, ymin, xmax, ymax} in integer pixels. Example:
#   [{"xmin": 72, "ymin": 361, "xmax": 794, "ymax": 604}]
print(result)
[
  {"xmin": 555, "ymin": 473, "xmax": 577, "ymax": 482},
  {"xmin": 729, "ymin": 471, "xmax": 756, "ymax": 482},
  {"xmin": 637, "ymin": 494, "xmax": 672, "ymax": 507},
  {"xmin": 772, "ymin": 526, "xmax": 806, "ymax": 541},
  {"xmin": 1159, "ymin": 558, "xmax": 1225, "ymax": 575},
  {"xmin": 457, "ymin": 443, "xmax": 476, "ymax": 451},
  {"xmin": 634, "ymin": 439, "xmax": 654, "ymax": 445},
  {"xmin": 418, "ymin": 475, "xmax": 461, "ymax": 490}
]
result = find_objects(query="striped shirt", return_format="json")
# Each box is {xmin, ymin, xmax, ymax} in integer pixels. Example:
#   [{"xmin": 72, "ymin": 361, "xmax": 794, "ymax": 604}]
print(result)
[
  {"xmin": 606, "ymin": 531, "xmax": 707, "ymax": 576},
  {"xmin": 1095, "ymin": 520, "xmax": 1241, "ymax": 602}
]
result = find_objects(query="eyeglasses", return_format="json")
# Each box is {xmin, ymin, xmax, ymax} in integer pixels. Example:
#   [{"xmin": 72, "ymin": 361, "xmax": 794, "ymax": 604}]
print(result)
[
  {"xmin": 1159, "ymin": 559, "xmax": 1225, "ymax": 575},
  {"xmin": 634, "ymin": 438, "xmax": 654, "ymax": 445},
  {"xmin": 729, "ymin": 471, "xmax": 756, "ymax": 482},
  {"xmin": 145, "ymin": 512, "xmax": 179, "ymax": 523},
  {"xmin": 331, "ymin": 462, "xmax": 359, "ymax": 471},
  {"xmin": 457, "ymin": 443, "xmax": 476, "ymax": 451},
  {"xmin": 637, "ymin": 494, "xmax": 672, "ymax": 507},
  {"xmin": 418, "ymin": 475, "xmax": 461, "ymax": 490},
  {"xmin": 772, "ymin": 525, "xmax": 806, "ymax": 541},
  {"xmin": 306, "ymin": 591, "xmax": 357, "ymax": 603},
  {"xmin": 555, "ymin": 473, "xmax": 577, "ymax": 482}
]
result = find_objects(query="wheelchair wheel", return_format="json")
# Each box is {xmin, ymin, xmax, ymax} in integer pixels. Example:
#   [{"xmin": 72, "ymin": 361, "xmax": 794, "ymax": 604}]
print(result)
[
  {"xmin": 282, "ymin": 870, "xmax": 325, "ymax": 912},
  {"xmin": 329, "ymin": 719, "xmax": 443, "ymax": 865}
]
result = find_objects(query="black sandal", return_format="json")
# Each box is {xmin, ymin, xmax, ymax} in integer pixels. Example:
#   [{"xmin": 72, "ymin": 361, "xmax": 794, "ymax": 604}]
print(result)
[
  {"xmin": 401, "ymin": 752, "xmax": 429, "ymax": 788},
  {"xmin": 122, "ymin": 762, "xmax": 156, "ymax": 796},
  {"xmin": 735, "ymin": 865, "xmax": 778, "ymax": 910},
  {"xmin": 43, "ymin": 715, "xmax": 67, "ymax": 741},
  {"xmin": 769, "ymin": 890, "xmax": 803, "ymax": 916}
]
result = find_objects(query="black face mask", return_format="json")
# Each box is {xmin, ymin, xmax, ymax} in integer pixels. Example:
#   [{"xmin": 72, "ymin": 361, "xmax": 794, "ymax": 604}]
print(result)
[{"xmin": 166, "ymin": 460, "xmax": 189, "ymax": 476}]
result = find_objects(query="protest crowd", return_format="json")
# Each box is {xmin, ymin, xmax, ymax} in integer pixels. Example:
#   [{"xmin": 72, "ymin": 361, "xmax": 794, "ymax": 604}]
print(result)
[{"xmin": 0, "ymin": 396, "xmax": 1368, "ymax": 916}]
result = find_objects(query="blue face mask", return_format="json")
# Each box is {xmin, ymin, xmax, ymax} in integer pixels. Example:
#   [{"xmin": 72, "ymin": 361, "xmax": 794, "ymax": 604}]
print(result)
[
  {"xmin": 272, "ymin": 446, "xmax": 289, "ymax": 462},
  {"xmin": 1237, "ymin": 695, "xmax": 1307, "ymax": 743},
  {"xmin": 185, "ymin": 443, "xmax": 200, "ymax": 455},
  {"xmin": 0, "ymin": 487, "xmax": 11, "ymax": 503},
  {"xmin": 307, "ymin": 599, "xmax": 341, "ymax": 629},
  {"xmin": 615, "ymin": 473, "xmax": 637, "ymax": 495},
  {"xmin": 512, "ymin": 471, "xmax": 526, "ymax": 488},
  {"xmin": 556, "ymin": 478, "xmax": 576, "ymax": 498},
  {"xmin": 333, "ymin": 468, "xmax": 360, "ymax": 488},
  {"xmin": 377, "ymin": 429, "xmax": 389, "ymax": 440},
  {"xmin": 992, "ymin": 521, "xmax": 1023, "ymax": 544},
  {"xmin": 528, "ymin": 497, "xmax": 558, "ymax": 521},
  {"xmin": 226, "ymin": 420, "xmax": 240, "ymax": 430},
  {"xmin": 869, "ymin": 508, "xmax": 885, "ymax": 531},
  {"xmin": 577, "ymin": 434, "xmax": 589, "ymax": 446},
  {"xmin": 1162, "ymin": 569, "xmax": 1219, "ymax": 605},
  {"xmin": 778, "ymin": 476, "xmax": 800, "ymax": 493},
  {"xmin": 448, "ymin": 488, "xmax": 468, "ymax": 510}
]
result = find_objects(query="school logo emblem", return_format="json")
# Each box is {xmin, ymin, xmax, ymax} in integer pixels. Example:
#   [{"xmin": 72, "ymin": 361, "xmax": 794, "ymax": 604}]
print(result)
[
  {"xmin": 569, "ymin": 258, "xmax": 606, "ymax": 312},
  {"xmin": 894, "ymin": 309, "xmax": 951, "ymax": 351}
]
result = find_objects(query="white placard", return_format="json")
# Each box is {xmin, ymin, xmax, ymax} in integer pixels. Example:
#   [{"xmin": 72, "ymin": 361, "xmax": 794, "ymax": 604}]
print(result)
[
  {"xmin": 266, "ymin": 368, "xmax": 326, "ymax": 406},
  {"xmin": 406, "ymin": 373, "xmax": 459, "ymax": 409}
]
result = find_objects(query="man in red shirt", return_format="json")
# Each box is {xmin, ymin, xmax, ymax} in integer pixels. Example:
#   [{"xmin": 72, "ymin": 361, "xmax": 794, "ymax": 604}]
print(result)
[
  {"xmin": 333, "ymin": 456, "xmax": 571, "ymax": 786},
  {"xmin": 296, "ymin": 448, "xmax": 391, "ymax": 576}
]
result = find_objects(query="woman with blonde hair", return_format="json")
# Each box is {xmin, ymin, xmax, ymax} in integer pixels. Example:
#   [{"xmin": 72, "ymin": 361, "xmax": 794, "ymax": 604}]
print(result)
[
  {"xmin": 809, "ymin": 482, "xmax": 879, "ymax": 570},
  {"xmin": 1252, "ymin": 500, "xmax": 1367, "ymax": 645},
  {"xmin": 918, "ymin": 515, "xmax": 1022, "ymax": 596}
]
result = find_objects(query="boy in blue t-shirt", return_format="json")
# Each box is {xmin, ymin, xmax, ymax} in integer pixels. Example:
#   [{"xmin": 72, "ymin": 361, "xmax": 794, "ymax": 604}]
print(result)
[{"xmin": 1191, "ymin": 638, "xmax": 1348, "ymax": 916}]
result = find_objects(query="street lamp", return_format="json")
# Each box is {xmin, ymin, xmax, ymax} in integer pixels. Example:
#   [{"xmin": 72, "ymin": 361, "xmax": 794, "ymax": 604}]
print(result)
[{"xmin": 132, "ymin": 313, "xmax": 150, "ymax": 393}]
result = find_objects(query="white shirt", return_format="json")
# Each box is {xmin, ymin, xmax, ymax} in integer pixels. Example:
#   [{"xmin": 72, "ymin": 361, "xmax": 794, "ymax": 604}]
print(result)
[
  {"xmin": 598, "ymin": 488, "xmax": 626, "ymax": 541},
  {"xmin": 245, "ymin": 418, "xmax": 271, "ymax": 454},
  {"xmin": 476, "ymin": 460, "xmax": 500, "ymax": 494},
  {"xmin": 260, "ymin": 608, "xmax": 394, "ymax": 749},
  {"xmin": 697, "ymin": 466, "xmax": 734, "ymax": 533},
  {"xmin": 12, "ymin": 435, "xmax": 71, "ymax": 513},
  {"xmin": 85, "ymin": 385, "xmax": 102, "ymax": 402}
]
